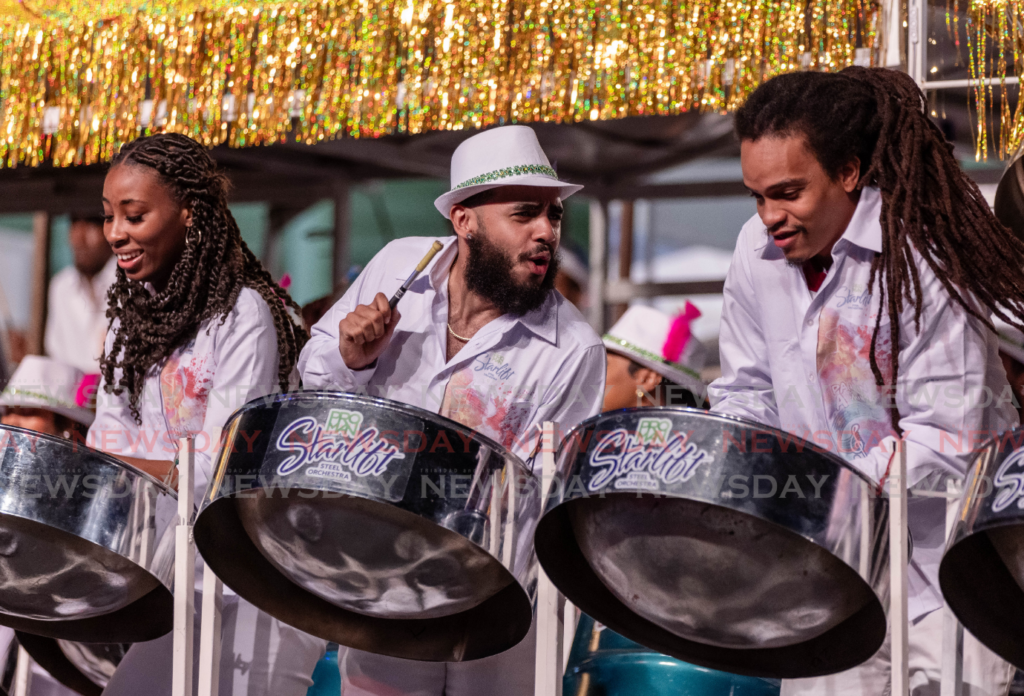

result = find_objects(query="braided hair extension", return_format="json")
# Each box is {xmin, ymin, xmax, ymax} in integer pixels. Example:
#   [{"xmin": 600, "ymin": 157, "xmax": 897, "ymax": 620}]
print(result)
[
  {"xmin": 101, "ymin": 133, "xmax": 308, "ymax": 422},
  {"xmin": 734, "ymin": 67, "xmax": 1024, "ymax": 430}
]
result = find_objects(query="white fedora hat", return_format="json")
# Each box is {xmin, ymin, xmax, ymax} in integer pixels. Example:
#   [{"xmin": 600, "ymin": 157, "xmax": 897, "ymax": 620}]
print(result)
[
  {"xmin": 434, "ymin": 125, "xmax": 583, "ymax": 219},
  {"xmin": 603, "ymin": 303, "xmax": 707, "ymax": 398},
  {"xmin": 0, "ymin": 355, "xmax": 96, "ymax": 426}
]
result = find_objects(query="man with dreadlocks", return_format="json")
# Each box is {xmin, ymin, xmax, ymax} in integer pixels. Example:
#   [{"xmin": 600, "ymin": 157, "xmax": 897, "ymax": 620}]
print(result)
[
  {"xmin": 708, "ymin": 66, "xmax": 1024, "ymax": 694},
  {"xmin": 88, "ymin": 133, "xmax": 325, "ymax": 695}
]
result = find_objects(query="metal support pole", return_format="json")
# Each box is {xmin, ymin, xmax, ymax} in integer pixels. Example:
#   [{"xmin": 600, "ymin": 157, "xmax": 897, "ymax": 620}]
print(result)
[
  {"xmin": 197, "ymin": 567, "xmax": 224, "ymax": 696},
  {"xmin": 173, "ymin": 437, "xmax": 196, "ymax": 696},
  {"xmin": 332, "ymin": 179, "xmax": 351, "ymax": 293},
  {"xmin": 940, "ymin": 478, "xmax": 964, "ymax": 696},
  {"xmin": 12, "ymin": 646, "xmax": 31, "ymax": 696},
  {"xmin": 587, "ymin": 200, "xmax": 608, "ymax": 333},
  {"xmin": 890, "ymin": 441, "xmax": 910, "ymax": 696},
  {"xmin": 535, "ymin": 422, "xmax": 564, "ymax": 696},
  {"xmin": 907, "ymin": 0, "xmax": 927, "ymax": 85}
]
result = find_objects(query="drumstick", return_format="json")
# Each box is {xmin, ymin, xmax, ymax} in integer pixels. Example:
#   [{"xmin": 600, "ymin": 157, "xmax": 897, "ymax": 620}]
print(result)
[{"xmin": 389, "ymin": 241, "xmax": 444, "ymax": 310}]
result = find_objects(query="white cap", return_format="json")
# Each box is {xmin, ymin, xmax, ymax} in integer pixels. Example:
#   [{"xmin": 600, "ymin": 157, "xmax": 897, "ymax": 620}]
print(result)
[
  {"xmin": 434, "ymin": 125, "xmax": 583, "ymax": 219},
  {"xmin": 0, "ymin": 356, "xmax": 96, "ymax": 426},
  {"xmin": 995, "ymin": 317, "xmax": 1024, "ymax": 366},
  {"xmin": 603, "ymin": 304, "xmax": 707, "ymax": 398}
]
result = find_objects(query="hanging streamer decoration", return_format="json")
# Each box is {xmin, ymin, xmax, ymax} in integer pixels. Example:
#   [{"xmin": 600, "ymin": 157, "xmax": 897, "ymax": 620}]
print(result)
[
  {"xmin": 957, "ymin": 0, "xmax": 1024, "ymax": 159},
  {"xmin": 0, "ymin": 0, "xmax": 879, "ymax": 167}
]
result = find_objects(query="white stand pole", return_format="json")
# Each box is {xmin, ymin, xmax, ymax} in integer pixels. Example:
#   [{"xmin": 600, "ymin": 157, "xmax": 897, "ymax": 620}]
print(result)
[
  {"xmin": 12, "ymin": 646, "xmax": 31, "ymax": 696},
  {"xmin": 197, "ymin": 567, "xmax": 223, "ymax": 696},
  {"xmin": 890, "ymin": 441, "xmax": 910, "ymax": 696},
  {"xmin": 535, "ymin": 422, "xmax": 564, "ymax": 696},
  {"xmin": 173, "ymin": 437, "xmax": 196, "ymax": 696},
  {"xmin": 940, "ymin": 478, "xmax": 964, "ymax": 696}
]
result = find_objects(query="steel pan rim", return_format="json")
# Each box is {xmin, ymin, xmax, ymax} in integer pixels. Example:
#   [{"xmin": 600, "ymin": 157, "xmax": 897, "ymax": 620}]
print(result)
[
  {"xmin": 559, "ymin": 407, "xmax": 883, "ymax": 492},
  {"xmin": 219, "ymin": 390, "xmax": 534, "ymax": 478},
  {"xmin": 0, "ymin": 424, "xmax": 177, "ymax": 498}
]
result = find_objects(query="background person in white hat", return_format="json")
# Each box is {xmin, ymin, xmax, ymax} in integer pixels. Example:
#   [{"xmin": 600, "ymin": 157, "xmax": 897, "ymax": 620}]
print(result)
[
  {"xmin": 0, "ymin": 355, "xmax": 94, "ymax": 439},
  {"xmin": 299, "ymin": 124, "xmax": 607, "ymax": 696},
  {"xmin": 602, "ymin": 303, "xmax": 706, "ymax": 411}
]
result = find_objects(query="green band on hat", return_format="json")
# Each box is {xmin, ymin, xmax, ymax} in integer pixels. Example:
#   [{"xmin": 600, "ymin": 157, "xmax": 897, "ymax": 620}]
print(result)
[
  {"xmin": 453, "ymin": 164, "xmax": 558, "ymax": 190},
  {"xmin": 1, "ymin": 387, "xmax": 78, "ymax": 411},
  {"xmin": 603, "ymin": 335, "xmax": 702, "ymax": 382}
]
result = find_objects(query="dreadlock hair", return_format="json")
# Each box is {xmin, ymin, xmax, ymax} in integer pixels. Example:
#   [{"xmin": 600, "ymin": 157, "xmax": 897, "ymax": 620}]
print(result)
[
  {"xmin": 101, "ymin": 133, "xmax": 308, "ymax": 423},
  {"xmin": 734, "ymin": 67, "xmax": 1024, "ymax": 431}
]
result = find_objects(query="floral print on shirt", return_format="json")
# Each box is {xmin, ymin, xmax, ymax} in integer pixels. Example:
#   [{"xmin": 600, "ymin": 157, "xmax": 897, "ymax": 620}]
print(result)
[
  {"xmin": 816, "ymin": 299, "xmax": 896, "ymax": 460},
  {"xmin": 440, "ymin": 354, "xmax": 534, "ymax": 450},
  {"xmin": 159, "ymin": 340, "xmax": 213, "ymax": 439}
]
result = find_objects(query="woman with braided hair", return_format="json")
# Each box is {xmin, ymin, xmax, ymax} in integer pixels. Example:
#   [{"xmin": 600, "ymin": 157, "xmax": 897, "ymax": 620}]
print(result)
[
  {"xmin": 709, "ymin": 66, "xmax": 1021, "ymax": 695},
  {"xmin": 88, "ymin": 133, "xmax": 325, "ymax": 695}
]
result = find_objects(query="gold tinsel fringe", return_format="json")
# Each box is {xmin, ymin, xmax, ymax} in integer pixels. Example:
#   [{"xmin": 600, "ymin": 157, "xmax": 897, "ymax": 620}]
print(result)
[
  {"xmin": 0, "ymin": 0, "xmax": 879, "ymax": 168},
  {"xmin": 964, "ymin": 0, "xmax": 1024, "ymax": 159}
]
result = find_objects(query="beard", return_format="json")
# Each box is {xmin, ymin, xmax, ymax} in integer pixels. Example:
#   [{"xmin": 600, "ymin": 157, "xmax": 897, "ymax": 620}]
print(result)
[{"xmin": 464, "ymin": 226, "xmax": 559, "ymax": 316}]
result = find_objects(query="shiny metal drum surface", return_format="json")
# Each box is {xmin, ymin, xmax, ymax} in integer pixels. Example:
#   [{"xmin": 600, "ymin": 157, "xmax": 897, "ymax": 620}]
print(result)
[
  {"xmin": 939, "ymin": 427, "xmax": 1024, "ymax": 668},
  {"xmin": 535, "ymin": 408, "xmax": 890, "ymax": 679},
  {"xmin": 0, "ymin": 425, "xmax": 176, "ymax": 642},
  {"xmin": 193, "ymin": 391, "xmax": 539, "ymax": 662},
  {"xmin": 15, "ymin": 631, "xmax": 125, "ymax": 696}
]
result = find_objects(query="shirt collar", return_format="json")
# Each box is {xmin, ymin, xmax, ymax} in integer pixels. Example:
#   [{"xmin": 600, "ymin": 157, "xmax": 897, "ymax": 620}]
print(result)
[
  {"xmin": 756, "ymin": 186, "xmax": 883, "ymax": 258},
  {"xmin": 394, "ymin": 235, "xmax": 559, "ymax": 345},
  {"xmin": 839, "ymin": 186, "xmax": 883, "ymax": 254}
]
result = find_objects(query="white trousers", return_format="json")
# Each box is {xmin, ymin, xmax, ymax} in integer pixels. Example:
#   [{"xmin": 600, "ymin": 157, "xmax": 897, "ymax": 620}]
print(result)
[
  {"xmin": 101, "ymin": 593, "xmax": 326, "ymax": 696},
  {"xmin": 338, "ymin": 621, "xmax": 536, "ymax": 696},
  {"xmin": 781, "ymin": 608, "xmax": 1015, "ymax": 696}
]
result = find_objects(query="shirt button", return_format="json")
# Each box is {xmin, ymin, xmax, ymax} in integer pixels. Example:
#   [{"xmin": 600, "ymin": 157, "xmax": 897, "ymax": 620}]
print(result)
[{"xmin": 806, "ymin": 319, "xmax": 814, "ymax": 327}]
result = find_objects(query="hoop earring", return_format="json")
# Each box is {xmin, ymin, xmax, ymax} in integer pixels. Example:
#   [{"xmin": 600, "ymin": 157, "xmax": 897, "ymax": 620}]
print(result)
[{"xmin": 187, "ymin": 225, "xmax": 202, "ymax": 247}]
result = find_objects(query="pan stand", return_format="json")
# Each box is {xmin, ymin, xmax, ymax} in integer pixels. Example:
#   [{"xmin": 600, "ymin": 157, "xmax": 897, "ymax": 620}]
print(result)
[
  {"xmin": 940, "ymin": 477, "xmax": 964, "ymax": 696},
  {"xmin": 535, "ymin": 423, "xmax": 578, "ymax": 696},
  {"xmin": 11, "ymin": 646, "xmax": 31, "ymax": 696},
  {"xmin": 891, "ymin": 451, "xmax": 965, "ymax": 696},
  {"xmin": 173, "ymin": 437, "xmax": 196, "ymax": 696},
  {"xmin": 912, "ymin": 477, "xmax": 965, "ymax": 696},
  {"xmin": 891, "ymin": 439, "xmax": 909, "ymax": 696}
]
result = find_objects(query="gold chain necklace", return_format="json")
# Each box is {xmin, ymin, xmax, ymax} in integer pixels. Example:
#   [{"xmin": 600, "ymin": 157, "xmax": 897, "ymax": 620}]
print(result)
[{"xmin": 447, "ymin": 322, "xmax": 472, "ymax": 342}]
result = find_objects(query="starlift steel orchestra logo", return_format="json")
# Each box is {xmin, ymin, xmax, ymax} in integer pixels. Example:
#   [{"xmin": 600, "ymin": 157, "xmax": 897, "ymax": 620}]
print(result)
[
  {"xmin": 274, "ymin": 408, "xmax": 407, "ymax": 483},
  {"xmin": 586, "ymin": 417, "xmax": 711, "ymax": 492},
  {"xmin": 992, "ymin": 448, "xmax": 1024, "ymax": 513}
]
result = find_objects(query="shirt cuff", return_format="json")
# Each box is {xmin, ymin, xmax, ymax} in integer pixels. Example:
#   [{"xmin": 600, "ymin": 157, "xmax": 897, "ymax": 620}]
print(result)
[{"xmin": 319, "ymin": 343, "xmax": 376, "ymax": 389}]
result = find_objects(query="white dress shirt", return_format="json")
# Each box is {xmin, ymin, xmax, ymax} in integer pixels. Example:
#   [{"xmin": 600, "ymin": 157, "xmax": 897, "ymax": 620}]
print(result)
[
  {"xmin": 89, "ymin": 287, "xmax": 283, "ymax": 508},
  {"xmin": 45, "ymin": 256, "xmax": 117, "ymax": 374},
  {"xmin": 299, "ymin": 235, "xmax": 607, "ymax": 470},
  {"xmin": 709, "ymin": 186, "xmax": 1018, "ymax": 621}
]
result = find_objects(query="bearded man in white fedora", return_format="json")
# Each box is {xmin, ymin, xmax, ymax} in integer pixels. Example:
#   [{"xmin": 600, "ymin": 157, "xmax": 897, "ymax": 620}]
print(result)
[{"xmin": 299, "ymin": 125, "xmax": 606, "ymax": 696}]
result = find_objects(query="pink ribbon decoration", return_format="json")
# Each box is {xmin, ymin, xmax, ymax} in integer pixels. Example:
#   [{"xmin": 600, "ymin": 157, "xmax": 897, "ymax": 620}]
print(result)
[
  {"xmin": 662, "ymin": 301, "xmax": 702, "ymax": 363},
  {"xmin": 75, "ymin": 374, "xmax": 101, "ymax": 408}
]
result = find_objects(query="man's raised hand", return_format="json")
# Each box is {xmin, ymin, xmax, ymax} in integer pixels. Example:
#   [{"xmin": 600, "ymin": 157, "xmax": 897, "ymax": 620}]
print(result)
[{"xmin": 338, "ymin": 292, "xmax": 400, "ymax": 370}]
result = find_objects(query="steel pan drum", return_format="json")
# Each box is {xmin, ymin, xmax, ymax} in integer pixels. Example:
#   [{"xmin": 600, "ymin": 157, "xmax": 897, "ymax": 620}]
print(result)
[
  {"xmin": 0, "ymin": 425, "xmax": 176, "ymax": 642},
  {"xmin": 15, "ymin": 631, "xmax": 126, "ymax": 696},
  {"xmin": 939, "ymin": 427, "xmax": 1024, "ymax": 668},
  {"xmin": 193, "ymin": 392, "xmax": 539, "ymax": 662},
  {"xmin": 535, "ymin": 408, "xmax": 890, "ymax": 679}
]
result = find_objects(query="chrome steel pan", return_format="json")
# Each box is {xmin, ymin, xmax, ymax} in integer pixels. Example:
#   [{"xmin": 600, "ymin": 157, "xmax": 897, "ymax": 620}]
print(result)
[
  {"xmin": 0, "ymin": 425, "xmax": 176, "ymax": 642},
  {"xmin": 193, "ymin": 391, "xmax": 539, "ymax": 662},
  {"xmin": 939, "ymin": 427, "xmax": 1024, "ymax": 668},
  {"xmin": 15, "ymin": 631, "xmax": 125, "ymax": 696},
  {"xmin": 534, "ymin": 408, "xmax": 890, "ymax": 679}
]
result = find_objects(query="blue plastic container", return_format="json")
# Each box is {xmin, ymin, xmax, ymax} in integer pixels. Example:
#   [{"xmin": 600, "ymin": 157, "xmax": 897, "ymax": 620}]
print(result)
[
  {"xmin": 564, "ymin": 615, "xmax": 781, "ymax": 696},
  {"xmin": 306, "ymin": 643, "xmax": 342, "ymax": 696}
]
